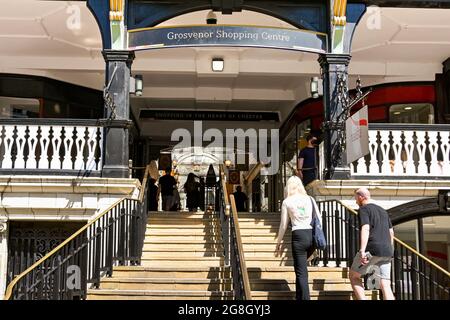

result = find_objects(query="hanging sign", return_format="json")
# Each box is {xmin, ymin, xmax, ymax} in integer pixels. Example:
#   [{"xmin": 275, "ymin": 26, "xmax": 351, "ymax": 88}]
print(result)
[
  {"xmin": 128, "ymin": 25, "xmax": 327, "ymax": 53},
  {"xmin": 345, "ymin": 106, "xmax": 369, "ymax": 164}
]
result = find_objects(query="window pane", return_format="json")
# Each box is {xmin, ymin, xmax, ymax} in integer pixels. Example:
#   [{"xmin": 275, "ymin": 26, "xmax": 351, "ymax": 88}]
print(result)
[
  {"xmin": 389, "ymin": 103, "xmax": 434, "ymax": 124},
  {"xmin": 0, "ymin": 96, "xmax": 40, "ymax": 118}
]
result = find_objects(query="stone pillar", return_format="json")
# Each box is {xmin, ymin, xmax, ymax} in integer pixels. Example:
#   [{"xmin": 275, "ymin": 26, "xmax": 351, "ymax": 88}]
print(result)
[
  {"xmin": 0, "ymin": 219, "xmax": 8, "ymax": 300},
  {"xmin": 318, "ymin": 53, "xmax": 352, "ymax": 180},
  {"xmin": 102, "ymin": 50, "xmax": 135, "ymax": 178}
]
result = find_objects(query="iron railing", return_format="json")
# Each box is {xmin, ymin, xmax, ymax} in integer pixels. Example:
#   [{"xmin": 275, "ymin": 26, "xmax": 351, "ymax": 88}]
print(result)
[
  {"xmin": 393, "ymin": 238, "xmax": 449, "ymax": 300},
  {"xmin": 4, "ymin": 165, "xmax": 151, "ymax": 300},
  {"xmin": 317, "ymin": 200, "xmax": 450, "ymax": 300},
  {"xmin": 217, "ymin": 166, "xmax": 252, "ymax": 300}
]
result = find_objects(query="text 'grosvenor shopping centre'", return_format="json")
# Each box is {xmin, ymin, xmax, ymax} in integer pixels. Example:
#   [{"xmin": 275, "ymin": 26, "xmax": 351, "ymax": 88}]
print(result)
[{"xmin": 167, "ymin": 30, "xmax": 290, "ymax": 42}]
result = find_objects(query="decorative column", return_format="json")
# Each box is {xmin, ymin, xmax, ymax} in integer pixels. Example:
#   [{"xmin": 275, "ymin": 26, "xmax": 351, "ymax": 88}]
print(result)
[
  {"xmin": 102, "ymin": 50, "xmax": 135, "ymax": 178},
  {"xmin": 319, "ymin": 53, "xmax": 351, "ymax": 180},
  {"xmin": 0, "ymin": 220, "xmax": 8, "ymax": 300}
]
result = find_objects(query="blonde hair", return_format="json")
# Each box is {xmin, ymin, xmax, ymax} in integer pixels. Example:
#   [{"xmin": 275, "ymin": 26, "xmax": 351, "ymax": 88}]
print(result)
[{"xmin": 285, "ymin": 176, "xmax": 308, "ymax": 198}]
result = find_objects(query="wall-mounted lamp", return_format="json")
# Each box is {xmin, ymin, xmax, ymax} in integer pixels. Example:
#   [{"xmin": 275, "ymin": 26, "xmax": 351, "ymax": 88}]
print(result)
[
  {"xmin": 135, "ymin": 75, "xmax": 143, "ymax": 96},
  {"xmin": 206, "ymin": 10, "xmax": 217, "ymax": 24},
  {"xmin": 130, "ymin": 75, "xmax": 143, "ymax": 96},
  {"xmin": 212, "ymin": 58, "xmax": 224, "ymax": 72},
  {"xmin": 224, "ymin": 159, "xmax": 232, "ymax": 168},
  {"xmin": 310, "ymin": 76, "xmax": 320, "ymax": 99}
]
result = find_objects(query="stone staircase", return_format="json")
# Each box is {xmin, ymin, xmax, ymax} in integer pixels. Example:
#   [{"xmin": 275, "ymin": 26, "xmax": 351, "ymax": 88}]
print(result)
[
  {"xmin": 87, "ymin": 211, "xmax": 233, "ymax": 300},
  {"xmin": 87, "ymin": 210, "xmax": 378, "ymax": 300},
  {"xmin": 238, "ymin": 213, "xmax": 378, "ymax": 300}
]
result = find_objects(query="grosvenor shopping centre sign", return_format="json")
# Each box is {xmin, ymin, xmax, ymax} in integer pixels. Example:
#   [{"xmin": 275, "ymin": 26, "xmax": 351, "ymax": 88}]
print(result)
[{"xmin": 128, "ymin": 25, "xmax": 327, "ymax": 53}]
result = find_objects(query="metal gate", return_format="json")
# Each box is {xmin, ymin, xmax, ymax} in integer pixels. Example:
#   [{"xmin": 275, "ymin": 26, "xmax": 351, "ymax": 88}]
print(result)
[{"xmin": 7, "ymin": 221, "xmax": 84, "ymax": 285}]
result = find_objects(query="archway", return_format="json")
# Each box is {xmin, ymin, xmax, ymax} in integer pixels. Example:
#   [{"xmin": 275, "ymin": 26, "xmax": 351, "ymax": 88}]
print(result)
[{"xmin": 86, "ymin": 0, "xmax": 367, "ymax": 178}]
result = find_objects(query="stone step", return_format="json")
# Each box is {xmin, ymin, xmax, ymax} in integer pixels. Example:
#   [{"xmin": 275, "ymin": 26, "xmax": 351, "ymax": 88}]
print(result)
[
  {"xmin": 247, "ymin": 267, "xmax": 349, "ymax": 280},
  {"xmin": 242, "ymin": 241, "xmax": 292, "ymax": 248},
  {"xmin": 238, "ymin": 215, "xmax": 280, "ymax": 220},
  {"xmin": 142, "ymin": 247, "xmax": 223, "ymax": 253},
  {"xmin": 239, "ymin": 229, "xmax": 281, "ymax": 235},
  {"xmin": 112, "ymin": 266, "xmax": 231, "ymax": 279},
  {"xmin": 240, "ymin": 235, "xmax": 289, "ymax": 242},
  {"xmin": 99, "ymin": 278, "xmax": 233, "ymax": 291},
  {"xmin": 141, "ymin": 257, "xmax": 225, "ymax": 267},
  {"xmin": 87, "ymin": 289, "xmax": 234, "ymax": 300},
  {"xmin": 144, "ymin": 234, "xmax": 222, "ymax": 241},
  {"xmin": 143, "ymin": 241, "xmax": 223, "ymax": 251},
  {"xmin": 249, "ymin": 279, "xmax": 352, "ymax": 291},
  {"xmin": 143, "ymin": 249, "xmax": 292, "ymax": 260},
  {"xmin": 148, "ymin": 218, "xmax": 219, "ymax": 224},
  {"xmin": 145, "ymin": 229, "xmax": 221, "ymax": 236},
  {"xmin": 148, "ymin": 212, "xmax": 212, "ymax": 218},
  {"xmin": 238, "ymin": 224, "xmax": 283, "ymax": 230},
  {"xmin": 141, "ymin": 250, "xmax": 224, "ymax": 259},
  {"xmin": 238, "ymin": 219, "xmax": 281, "ymax": 225},
  {"xmin": 238, "ymin": 213, "xmax": 280, "ymax": 217},
  {"xmin": 243, "ymin": 251, "xmax": 293, "ymax": 258},
  {"xmin": 251, "ymin": 290, "xmax": 378, "ymax": 300},
  {"xmin": 143, "ymin": 244, "xmax": 224, "ymax": 251},
  {"xmin": 244, "ymin": 257, "xmax": 298, "ymax": 268},
  {"xmin": 146, "ymin": 223, "xmax": 220, "ymax": 229}
]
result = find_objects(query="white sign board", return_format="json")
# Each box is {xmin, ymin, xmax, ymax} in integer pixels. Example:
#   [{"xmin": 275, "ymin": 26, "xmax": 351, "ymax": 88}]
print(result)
[{"xmin": 346, "ymin": 106, "xmax": 369, "ymax": 164}]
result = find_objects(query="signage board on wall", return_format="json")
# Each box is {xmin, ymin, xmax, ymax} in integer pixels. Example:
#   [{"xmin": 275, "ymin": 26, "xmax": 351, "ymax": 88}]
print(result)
[
  {"xmin": 139, "ymin": 109, "xmax": 280, "ymax": 122},
  {"xmin": 228, "ymin": 170, "xmax": 240, "ymax": 185},
  {"xmin": 128, "ymin": 25, "xmax": 327, "ymax": 53},
  {"xmin": 345, "ymin": 106, "xmax": 369, "ymax": 164}
]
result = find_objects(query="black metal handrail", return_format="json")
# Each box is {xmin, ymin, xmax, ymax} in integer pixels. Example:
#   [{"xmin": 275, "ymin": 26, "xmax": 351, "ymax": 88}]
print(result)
[
  {"xmin": 393, "ymin": 238, "xmax": 450, "ymax": 300},
  {"xmin": 217, "ymin": 166, "xmax": 252, "ymax": 300},
  {"xmin": 317, "ymin": 200, "xmax": 450, "ymax": 300},
  {"xmin": 4, "ymin": 165, "xmax": 151, "ymax": 300}
]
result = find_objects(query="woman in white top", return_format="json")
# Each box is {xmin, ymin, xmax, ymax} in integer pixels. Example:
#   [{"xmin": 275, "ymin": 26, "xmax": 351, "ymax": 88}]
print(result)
[{"xmin": 275, "ymin": 176, "xmax": 321, "ymax": 300}]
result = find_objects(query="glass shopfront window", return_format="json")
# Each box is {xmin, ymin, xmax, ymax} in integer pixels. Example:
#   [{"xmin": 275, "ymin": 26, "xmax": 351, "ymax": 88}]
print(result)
[
  {"xmin": 0, "ymin": 96, "xmax": 40, "ymax": 118},
  {"xmin": 389, "ymin": 103, "xmax": 434, "ymax": 124},
  {"xmin": 395, "ymin": 216, "xmax": 450, "ymax": 272}
]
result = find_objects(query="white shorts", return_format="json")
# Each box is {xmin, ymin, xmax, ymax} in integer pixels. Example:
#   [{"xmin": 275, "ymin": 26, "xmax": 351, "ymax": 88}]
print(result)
[{"xmin": 350, "ymin": 252, "xmax": 392, "ymax": 280}]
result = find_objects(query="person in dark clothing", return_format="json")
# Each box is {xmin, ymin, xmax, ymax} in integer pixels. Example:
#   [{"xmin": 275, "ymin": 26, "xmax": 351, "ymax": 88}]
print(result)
[
  {"xmin": 297, "ymin": 134, "xmax": 318, "ymax": 187},
  {"xmin": 148, "ymin": 178, "xmax": 159, "ymax": 211},
  {"xmin": 198, "ymin": 177, "xmax": 205, "ymax": 211},
  {"xmin": 349, "ymin": 188, "xmax": 395, "ymax": 300},
  {"xmin": 184, "ymin": 173, "xmax": 200, "ymax": 211},
  {"xmin": 158, "ymin": 168, "xmax": 177, "ymax": 211},
  {"xmin": 233, "ymin": 186, "xmax": 248, "ymax": 212}
]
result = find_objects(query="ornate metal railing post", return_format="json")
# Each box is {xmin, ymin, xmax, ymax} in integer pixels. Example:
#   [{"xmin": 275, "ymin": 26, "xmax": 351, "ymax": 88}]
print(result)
[
  {"xmin": 319, "ymin": 54, "xmax": 352, "ymax": 180},
  {"xmin": 102, "ymin": 50, "xmax": 135, "ymax": 178},
  {"xmin": 319, "ymin": 53, "xmax": 372, "ymax": 180}
]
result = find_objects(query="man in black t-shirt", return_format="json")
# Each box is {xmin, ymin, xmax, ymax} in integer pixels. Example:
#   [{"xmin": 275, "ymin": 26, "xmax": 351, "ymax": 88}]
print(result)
[
  {"xmin": 349, "ymin": 188, "xmax": 395, "ymax": 300},
  {"xmin": 297, "ymin": 134, "xmax": 318, "ymax": 187},
  {"xmin": 158, "ymin": 168, "xmax": 177, "ymax": 211}
]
